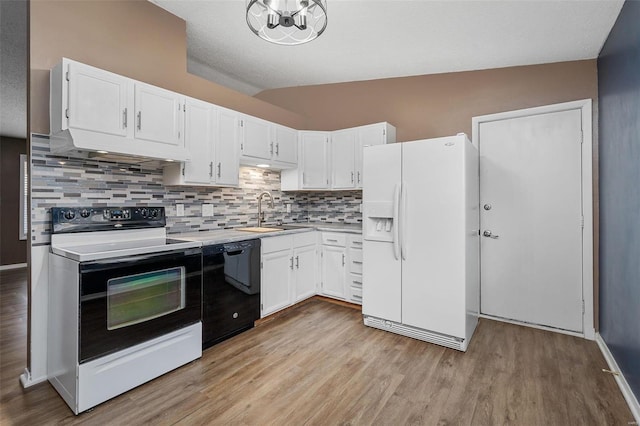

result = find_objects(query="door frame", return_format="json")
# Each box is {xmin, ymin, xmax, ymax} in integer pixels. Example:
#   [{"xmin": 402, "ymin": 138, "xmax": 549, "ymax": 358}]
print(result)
[{"xmin": 472, "ymin": 99, "xmax": 594, "ymax": 340}]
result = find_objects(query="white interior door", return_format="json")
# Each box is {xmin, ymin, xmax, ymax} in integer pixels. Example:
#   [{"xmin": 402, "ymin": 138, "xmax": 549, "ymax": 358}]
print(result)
[{"xmin": 479, "ymin": 109, "xmax": 584, "ymax": 332}]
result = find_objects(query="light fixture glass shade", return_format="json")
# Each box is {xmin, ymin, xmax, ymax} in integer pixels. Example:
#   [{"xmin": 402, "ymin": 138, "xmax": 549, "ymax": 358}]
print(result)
[{"xmin": 246, "ymin": 0, "xmax": 327, "ymax": 45}]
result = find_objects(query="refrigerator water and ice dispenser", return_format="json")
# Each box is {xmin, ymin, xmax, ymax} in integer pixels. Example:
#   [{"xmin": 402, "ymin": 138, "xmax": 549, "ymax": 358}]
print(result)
[{"xmin": 364, "ymin": 200, "xmax": 396, "ymax": 242}]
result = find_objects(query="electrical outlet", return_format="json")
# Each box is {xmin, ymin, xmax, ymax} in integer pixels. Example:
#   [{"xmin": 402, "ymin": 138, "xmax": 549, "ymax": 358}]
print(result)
[
  {"xmin": 176, "ymin": 204, "xmax": 185, "ymax": 217},
  {"xmin": 202, "ymin": 204, "xmax": 214, "ymax": 217},
  {"xmin": 286, "ymin": 204, "xmax": 292, "ymax": 213},
  {"xmin": 359, "ymin": 203, "xmax": 363, "ymax": 213}
]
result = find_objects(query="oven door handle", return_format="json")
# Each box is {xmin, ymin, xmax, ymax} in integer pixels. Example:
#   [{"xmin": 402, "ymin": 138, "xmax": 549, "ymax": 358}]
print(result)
[{"xmin": 79, "ymin": 248, "xmax": 201, "ymax": 272}]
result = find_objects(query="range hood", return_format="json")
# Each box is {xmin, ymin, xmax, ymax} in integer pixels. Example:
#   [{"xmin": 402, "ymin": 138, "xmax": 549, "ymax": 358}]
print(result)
[{"xmin": 49, "ymin": 128, "xmax": 191, "ymax": 164}]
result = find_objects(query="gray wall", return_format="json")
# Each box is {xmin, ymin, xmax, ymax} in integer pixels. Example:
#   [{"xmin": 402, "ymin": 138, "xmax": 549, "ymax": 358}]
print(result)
[
  {"xmin": 0, "ymin": 137, "xmax": 27, "ymax": 265},
  {"xmin": 598, "ymin": 0, "xmax": 640, "ymax": 400}
]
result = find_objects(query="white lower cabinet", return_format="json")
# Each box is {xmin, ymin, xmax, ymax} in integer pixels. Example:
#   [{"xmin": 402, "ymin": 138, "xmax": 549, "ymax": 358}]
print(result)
[
  {"xmin": 320, "ymin": 245, "xmax": 347, "ymax": 299},
  {"xmin": 261, "ymin": 232, "xmax": 317, "ymax": 317},
  {"xmin": 319, "ymin": 232, "xmax": 350, "ymax": 300},
  {"xmin": 261, "ymin": 248, "xmax": 293, "ymax": 317},
  {"xmin": 261, "ymin": 231, "xmax": 363, "ymax": 316},
  {"xmin": 293, "ymin": 244, "xmax": 317, "ymax": 302}
]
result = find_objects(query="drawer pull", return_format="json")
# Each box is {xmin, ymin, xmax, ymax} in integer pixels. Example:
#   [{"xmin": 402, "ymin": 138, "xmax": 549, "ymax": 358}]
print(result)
[
  {"xmin": 352, "ymin": 294, "xmax": 362, "ymax": 300},
  {"xmin": 327, "ymin": 239, "xmax": 338, "ymax": 242},
  {"xmin": 352, "ymin": 280, "xmax": 362, "ymax": 285},
  {"xmin": 352, "ymin": 241, "xmax": 362, "ymax": 245},
  {"xmin": 352, "ymin": 260, "xmax": 363, "ymax": 265}
]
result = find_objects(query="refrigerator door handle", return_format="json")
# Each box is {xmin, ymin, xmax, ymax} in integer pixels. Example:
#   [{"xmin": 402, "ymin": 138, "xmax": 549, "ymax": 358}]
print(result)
[
  {"xmin": 393, "ymin": 183, "xmax": 401, "ymax": 260},
  {"xmin": 401, "ymin": 184, "xmax": 408, "ymax": 260}
]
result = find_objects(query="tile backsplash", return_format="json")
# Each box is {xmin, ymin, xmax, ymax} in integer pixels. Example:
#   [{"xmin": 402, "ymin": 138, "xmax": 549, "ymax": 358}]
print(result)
[{"xmin": 30, "ymin": 134, "xmax": 361, "ymax": 245}]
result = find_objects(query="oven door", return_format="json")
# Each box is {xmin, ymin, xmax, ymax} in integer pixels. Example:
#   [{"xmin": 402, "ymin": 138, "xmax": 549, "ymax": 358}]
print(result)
[{"xmin": 78, "ymin": 248, "xmax": 202, "ymax": 363}]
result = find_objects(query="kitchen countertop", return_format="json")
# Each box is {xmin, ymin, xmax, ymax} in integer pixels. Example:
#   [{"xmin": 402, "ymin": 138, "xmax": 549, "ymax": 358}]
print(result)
[{"xmin": 173, "ymin": 222, "xmax": 362, "ymax": 246}]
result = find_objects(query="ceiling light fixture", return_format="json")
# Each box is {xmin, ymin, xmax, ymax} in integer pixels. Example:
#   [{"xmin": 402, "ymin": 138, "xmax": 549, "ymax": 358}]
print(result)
[{"xmin": 246, "ymin": 0, "xmax": 327, "ymax": 46}]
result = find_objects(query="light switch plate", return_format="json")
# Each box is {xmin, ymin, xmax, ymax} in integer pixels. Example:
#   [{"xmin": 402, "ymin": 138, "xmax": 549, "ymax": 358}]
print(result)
[
  {"xmin": 202, "ymin": 204, "xmax": 214, "ymax": 217},
  {"xmin": 286, "ymin": 204, "xmax": 292, "ymax": 213},
  {"xmin": 176, "ymin": 204, "xmax": 185, "ymax": 217}
]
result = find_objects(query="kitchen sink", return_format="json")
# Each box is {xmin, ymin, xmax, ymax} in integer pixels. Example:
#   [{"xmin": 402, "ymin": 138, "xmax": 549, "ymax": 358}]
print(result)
[
  {"xmin": 235, "ymin": 227, "xmax": 284, "ymax": 233},
  {"xmin": 235, "ymin": 224, "xmax": 313, "ymax": 233}
]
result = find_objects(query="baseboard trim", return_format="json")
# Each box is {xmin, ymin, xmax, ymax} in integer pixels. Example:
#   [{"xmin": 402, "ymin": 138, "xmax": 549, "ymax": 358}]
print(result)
[
  {"xmin": 596, "ymin": 333, "xmax": 640, "ymax": 423},
  {"xmin": 479, "ymin": 313, "xmax": 589, "ymax": 339},
  {"xmin": 0, "ymin": 263, "xmax": 27, "ymax": 271}
]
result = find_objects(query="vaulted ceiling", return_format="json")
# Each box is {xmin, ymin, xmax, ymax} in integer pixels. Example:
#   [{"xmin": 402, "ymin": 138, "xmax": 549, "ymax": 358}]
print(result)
[{"xmin": 152, "ymin": 0, "xmax": 624, "ymax": 95}]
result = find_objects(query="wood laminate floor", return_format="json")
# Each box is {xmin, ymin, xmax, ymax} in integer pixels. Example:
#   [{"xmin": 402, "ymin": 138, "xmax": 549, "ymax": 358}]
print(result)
[{"xmin": 0, "ymin": 268, "xmax": 634, "ymax": 425}]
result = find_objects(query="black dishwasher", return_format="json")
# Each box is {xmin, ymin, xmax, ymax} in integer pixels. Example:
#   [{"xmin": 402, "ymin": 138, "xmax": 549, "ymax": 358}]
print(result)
[{"xmin": 202, "ymin": 239, "xmax": 261, "ymax": 349}]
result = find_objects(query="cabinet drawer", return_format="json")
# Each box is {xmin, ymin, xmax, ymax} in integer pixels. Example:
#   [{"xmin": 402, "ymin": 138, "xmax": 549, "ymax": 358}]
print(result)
[
  {"xmin": 348, "ymin": 284, "xmax": 362, "ymax": 305},
  {"xmin": 349, "ymin": 248, "xmax": 363, "ymax": 274},
  {"xmin": 261, "ymin": 235, "xmax": 293, "ymax": 253},
  {"xmin": 321, "ymin": 232, "xmax": 346, "ymax": 247},
  {"xmin": 349, "ymin": 273, "xmax": 363, "ymax": 289},
  {"xmin": 293, "ymin": 231, "xmax": 317, "ymax": 248},
  {"xmin": 349, "ymin": 235, "xmax": 363, "ymax": 248}
]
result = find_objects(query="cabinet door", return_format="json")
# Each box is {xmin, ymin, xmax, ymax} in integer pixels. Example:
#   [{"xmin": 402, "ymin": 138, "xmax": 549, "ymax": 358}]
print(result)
[
  {"xmin": 67, "ymin": 61, "xmax": 132, "ymax": 137},
  {"xmin": 331, "ymin": 129, "xmax": 357, "ymax": 189},
  {"xmin": 261, "ymin": 249, "xmax": 293, "ymax": 317},
  {"xmin": 293, "ymin": 245, "xmax": 317, "ymax": 302},
  {"xmin": 273, "ymin": 125, "xmax": 298, "ymax": 165},
  {"xmin": 300, "ymin": 132, "xmax": 329, "ymax": 189},
  {"xmin": 182, "ymin": 98, "xmax": 213, "ymax": 185},
  {"xmin": 356, "ymin": 124, "xmax": 388, "ymax": 188},
  {"xmin": 240, "ymin": 115, "xmax": 271, "ymax": 160},
  {"xmin": 321, "ymin": 245, "xmax": 346, "ymax": 299},
  {"xmin": 214, "ymin": 108, "xmax": 240, "ymax": 186},
  {"xmin": 134, "ymin": 83, "xmax": 184, "ymax": 147}
]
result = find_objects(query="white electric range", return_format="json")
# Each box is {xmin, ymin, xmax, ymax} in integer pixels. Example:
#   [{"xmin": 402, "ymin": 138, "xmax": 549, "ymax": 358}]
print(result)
[{"xmin": 48, "ymin": 206, "xmax": 203, "ymax": 415}]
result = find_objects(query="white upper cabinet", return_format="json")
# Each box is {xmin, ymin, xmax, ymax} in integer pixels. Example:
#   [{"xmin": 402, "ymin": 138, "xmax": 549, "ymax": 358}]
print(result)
[
  {"xmin": 65, "ymin": 61, "xmax": 132, "ymax": 138},
  {"xmin": 215, "ymin": 107, "xmax": 240, "ymax": 186},
  {"xmin": 281, "ymin": 122, "xmax": 395, "ymax": 192},
  {"xmin": 50, "ymin": 58, "xmax": 190, "ymax": 161},
  {"xmin": 300, "ymin": 131, "xmax": 330, "ymax": 189},
  {"xmin": 134, "ymin": 82, "xmax": 184, "ymax": 148},
  {"xmin": 272, "ymin": 124, "xmax": 297, "ymax": 165},
  {"xmin": 239, "ymin": 115, "xmax": 298, "ymax": 169},
  {"xmin": 164, "ymin": 101, "xmax": 239, "ymax": 187},
  {"xmin": 355, "ymin": 122, "xmax": 395, "ymax": 188},
  {"xmin": 181, "ymin": 98, "xmax": 213, "ymax": 185},
  {"xmin": 331, "ymin": 128, "xmax": 358, "ymax": 189},
  {"xmin": 240, "ymin": 115, "xmax": 272, "ymax": 160}
]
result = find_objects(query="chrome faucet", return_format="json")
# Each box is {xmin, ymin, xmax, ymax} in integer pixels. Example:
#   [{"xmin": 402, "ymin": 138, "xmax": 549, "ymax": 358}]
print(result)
[{"xmin": 257, "ymin": 191, "xmax": 274, "ymax": 227}]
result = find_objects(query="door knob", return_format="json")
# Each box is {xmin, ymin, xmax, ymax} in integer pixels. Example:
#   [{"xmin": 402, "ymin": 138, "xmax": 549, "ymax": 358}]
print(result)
[
  {"xmin": 484, "ymin": 204, "xmax": 492, "ymax": 211},
  {"xmin": 483, "ymin": 230, "xmax": 499, "ymax": 239}
]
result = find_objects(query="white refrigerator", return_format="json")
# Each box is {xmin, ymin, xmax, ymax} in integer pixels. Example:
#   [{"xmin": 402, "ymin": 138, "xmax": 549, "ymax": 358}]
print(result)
[{"xmin": 362, "ymin": 134, "xmax": 479, "ymax": 351}]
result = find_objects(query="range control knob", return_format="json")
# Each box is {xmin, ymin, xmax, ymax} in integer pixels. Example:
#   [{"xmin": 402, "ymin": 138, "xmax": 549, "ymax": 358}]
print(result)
[
  {"xmin": 140, "ymin": 208, "xmax": 148, "ymax": 218},
  {"xmin": 64, "ymin": 210, "xmax": 76, "ymax": 220},
  {"xmin": 80, "ymin": 209, "xmax": 91, "ymax": 218},
  {"xmin": 150, "ymin": 209, "xmax": 159, "ymax": 218}
]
